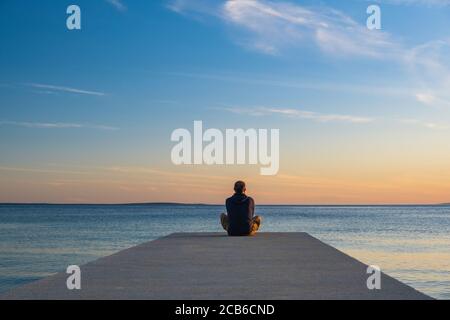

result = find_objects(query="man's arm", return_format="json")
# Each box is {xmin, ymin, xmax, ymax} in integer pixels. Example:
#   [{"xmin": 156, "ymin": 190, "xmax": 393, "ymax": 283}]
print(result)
[{"xmin": 249, "ymin": 197, "xmax": 255, "ymax": 218}]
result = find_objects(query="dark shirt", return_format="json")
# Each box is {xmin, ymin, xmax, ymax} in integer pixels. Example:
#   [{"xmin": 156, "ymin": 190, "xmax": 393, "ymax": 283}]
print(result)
[{"xmin": 225, "ymin": 193, "xmax": 255, "ymax": 236}]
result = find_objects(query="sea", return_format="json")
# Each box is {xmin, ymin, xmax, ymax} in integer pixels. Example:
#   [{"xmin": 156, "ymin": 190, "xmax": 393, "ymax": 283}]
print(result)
[{"xmin": 0, "ymin": 204, "xmax": 449, "ymax": 299}]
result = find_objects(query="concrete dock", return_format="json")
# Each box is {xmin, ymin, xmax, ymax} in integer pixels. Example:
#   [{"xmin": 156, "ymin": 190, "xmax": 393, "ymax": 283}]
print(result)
[{"xmin": 1, "ymin": 232, "xmax": 431, "ymax": 300}]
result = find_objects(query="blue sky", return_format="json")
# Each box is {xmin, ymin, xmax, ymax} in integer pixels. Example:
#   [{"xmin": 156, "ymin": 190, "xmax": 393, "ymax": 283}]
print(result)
[{"xmin": 1, "ymin": 0, "xmax": 450, "ymax": 203}]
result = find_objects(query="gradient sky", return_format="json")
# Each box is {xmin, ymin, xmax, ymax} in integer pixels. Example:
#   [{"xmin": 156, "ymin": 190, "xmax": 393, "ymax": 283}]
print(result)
[{"xmin": 1, "ymin": 0, "xmax": 450, "ymax": 204}]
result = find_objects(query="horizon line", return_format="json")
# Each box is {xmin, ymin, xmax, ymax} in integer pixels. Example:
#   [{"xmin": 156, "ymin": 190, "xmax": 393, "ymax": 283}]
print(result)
[{"xmin": 0, "ymin": 202, "xmax": 449, "ymax": 207}]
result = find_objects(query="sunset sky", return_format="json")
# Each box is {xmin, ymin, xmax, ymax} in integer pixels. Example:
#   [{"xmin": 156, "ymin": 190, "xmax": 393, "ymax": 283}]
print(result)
[{"xmin": 1, "ymin": 0, "xmax": 450, "ymax": 204}]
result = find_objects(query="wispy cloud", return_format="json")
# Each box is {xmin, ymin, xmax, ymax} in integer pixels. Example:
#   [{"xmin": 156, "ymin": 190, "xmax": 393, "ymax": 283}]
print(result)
[
  {"xmin": 405, "ymin": 40, "xmax": 450, "ymax": 108},
  {"xmin": 414, "ymin": 92, "xmax": 450, "ymax": 107},
  {"xmin": 225, "ymin": 0, "xmax": 397, "ymax": 57},
  {"xmin": 218, "ymin": 106, "xmax": 374, "ymax": 123},
  {"xmin": 105, "ymin": 0, "xmax": 127, "ymax": 11},
  {"xmin": 27, "ymin": 83, "xmax": 106, "ymax": 96},
  {"xmin": 219, "ymin": 106, "xmax": 450, "ymax": 129},
  {"xmin": 415, "ymin": 93, "xmax": 436, "ymax": 105},
  {"xmin": 169, "ymin": 0, "xmax": 399, "ymax": 57},
  {"xmin": 167, "ymin": 71, "xmax": 416, "ymax": 97},
  {"xmin": 399, "ymin": 118, "xmax": 449, "ymax": 130},
  {"xmin": 0, "ymin": 121, "xmax": 118, "ymax": 131},
  {"xmin": 169, "ymin": 1, "xmax": 450, "ymax": 109},
  {"xmin": 368, "ymin": 0, "xmax": 450, "ymax": 6}
]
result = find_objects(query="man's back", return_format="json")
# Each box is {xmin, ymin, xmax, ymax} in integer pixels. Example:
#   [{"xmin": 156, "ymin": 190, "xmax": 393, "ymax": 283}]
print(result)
[{"xmin": 225, "ymin": 193, "xmax": 255, "ymax": 236}]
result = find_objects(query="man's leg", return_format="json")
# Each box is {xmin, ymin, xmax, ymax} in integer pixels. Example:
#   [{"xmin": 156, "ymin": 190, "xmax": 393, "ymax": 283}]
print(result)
[
  {"xmin": 250, "ymin": 215, "xmax": 262, "ymax": 235},
  {"xmin": 220, "ymin": 213, "xmax": 229, "ymax": 231}
]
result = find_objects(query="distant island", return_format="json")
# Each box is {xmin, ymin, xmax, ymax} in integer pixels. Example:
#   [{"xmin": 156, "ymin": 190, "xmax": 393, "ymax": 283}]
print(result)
[{"xmin": 0, "ymin": 202, "xmax": 212, "ymax": 206}]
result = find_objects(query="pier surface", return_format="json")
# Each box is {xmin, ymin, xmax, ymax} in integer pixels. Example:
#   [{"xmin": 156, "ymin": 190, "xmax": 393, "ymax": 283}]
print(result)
[{"xmin": 1, "ymin": 232, "xmax": 431, "ymax": 300}]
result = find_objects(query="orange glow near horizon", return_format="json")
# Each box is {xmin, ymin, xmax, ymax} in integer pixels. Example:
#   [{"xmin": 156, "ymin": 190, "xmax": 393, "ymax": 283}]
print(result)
[
  {"xmin": 2, "ymin": 120, "xmax": 450, "ymax": 205},
  {"xmin": 1, "ymin": 159, "xmax": 450, "ymax": 204}
]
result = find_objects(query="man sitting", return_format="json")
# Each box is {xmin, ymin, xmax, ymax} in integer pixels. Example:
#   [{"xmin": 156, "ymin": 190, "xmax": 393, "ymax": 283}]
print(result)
[{"xmin": 220, "ymin": 181, "xmax": 262, "ymax": 236}]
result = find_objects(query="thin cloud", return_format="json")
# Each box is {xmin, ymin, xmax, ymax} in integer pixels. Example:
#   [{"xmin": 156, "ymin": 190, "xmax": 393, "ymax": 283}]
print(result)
[
  {"xmin": 169, "ymin": 0, "xmax": 399, "ymax": 57},
  {"xmin": 415, "ymin": 93, "xmax": 436, "ymax": 105},
  {"xmin": 169, "ymin": 1, "xmax": 450, "ymax": 108},
  {"xmin": 219, "ymin": 106, "xmax": 374, "ymax": 124},
  {"xmin": 219, "ymin": 107, "xmax": 450, "ymax": 129},
  {"xmin": 414, "ymin": 92, "xmax": 450, "ymax": 107},
  {"xmin": 27, "ymin": 83, "xmax": 106, "ymax": 96},
  {"xmin": 105, "ymin": 0, "xmax": 127, "ymax": 11},
  {"xmin": 399, "ymin": 118, "xmax": 449, "ymax": 130},
  {"xmin": 406, "ymin": 40, "xmax": 450, "ymax": 108},
  {"xmin": 167, "ymin": 70, "xmax": 414, "ymax": 96},
  {"xmin": 368, "ymin": 0, "xmax": 450, "ymax": 6},
  {"xmin": 0, "ymin": 121, "xmax": 118, "ymax": 131}
]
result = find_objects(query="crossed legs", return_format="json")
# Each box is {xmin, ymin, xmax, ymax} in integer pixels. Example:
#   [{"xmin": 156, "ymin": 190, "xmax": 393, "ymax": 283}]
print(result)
[{"xmin": 220, "ymin": 213, "xmax": 262, "ymax": 235}]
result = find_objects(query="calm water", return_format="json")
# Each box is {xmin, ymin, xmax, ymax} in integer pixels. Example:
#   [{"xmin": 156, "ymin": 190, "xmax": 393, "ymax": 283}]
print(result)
[{"xmin": 0, "ymin": 204, "xmax": 449, "ymax": 299}]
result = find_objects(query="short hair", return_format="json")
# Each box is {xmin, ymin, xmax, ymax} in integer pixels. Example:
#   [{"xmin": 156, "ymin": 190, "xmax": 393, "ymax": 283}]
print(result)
[{"xmin": 234, "ymin": 181, "xmax": 246, "ymax": 194}]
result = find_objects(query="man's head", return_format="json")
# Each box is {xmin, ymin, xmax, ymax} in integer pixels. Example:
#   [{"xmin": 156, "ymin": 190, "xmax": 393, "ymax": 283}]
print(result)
[{"xmin": 234, "ymin": 180, "xmax": 246, "ymax": 194}]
